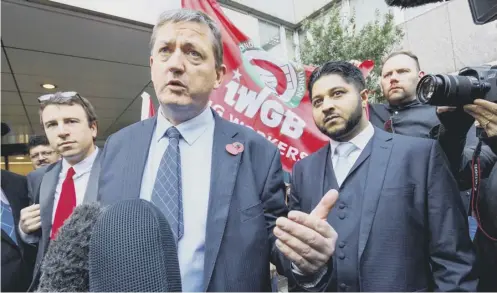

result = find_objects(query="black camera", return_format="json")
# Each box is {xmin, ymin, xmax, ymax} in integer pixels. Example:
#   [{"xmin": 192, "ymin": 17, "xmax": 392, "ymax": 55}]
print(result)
[{"xmin": 416, "ymin": 65, "xmax": 497, "ymax": 107}]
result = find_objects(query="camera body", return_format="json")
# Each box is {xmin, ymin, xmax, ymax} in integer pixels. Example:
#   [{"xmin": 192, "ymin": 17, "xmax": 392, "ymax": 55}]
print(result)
[{"xmin": 417, "ymin": 65, "xmax": 497, "ymax": 107}]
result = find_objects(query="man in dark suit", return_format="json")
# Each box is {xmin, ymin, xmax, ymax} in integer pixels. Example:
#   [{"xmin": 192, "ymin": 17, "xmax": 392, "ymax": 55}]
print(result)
[
  {"xmin": 286, "ymin": 61, "xmax": 477, "ymax": 291},
  {"xmin": 1, "ymin": 123, "xmax": 37, "ymax": 292},
  {"xmin": 98, "ymin": 9, "xmax": 337, "ymax": 291},
  {"xmin": 18, "ymin": 93, "xmax": 102, "ymax": 290}
]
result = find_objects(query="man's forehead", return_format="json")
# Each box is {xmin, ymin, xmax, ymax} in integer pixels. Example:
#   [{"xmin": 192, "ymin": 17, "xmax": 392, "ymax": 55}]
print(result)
[
  {"xmin": 314, "ymin": 74, "xmax": 349, "ymax": 89},
  {"xmin": 383, "ymin": 55, "xmax": 418, "ymax": 72},
  {"xmin": 42, "ymin": 104, "xmax": 86, "ymax": 118},
  {"xmin": 157, "ymin": 21, "xmax": 210, "ymax": 39}
]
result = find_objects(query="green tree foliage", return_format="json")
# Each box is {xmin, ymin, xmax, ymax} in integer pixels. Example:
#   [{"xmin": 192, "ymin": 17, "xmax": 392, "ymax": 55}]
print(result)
[{"xmin": 299, "ymin": 7, "xmax": 404, "ymax": 102}]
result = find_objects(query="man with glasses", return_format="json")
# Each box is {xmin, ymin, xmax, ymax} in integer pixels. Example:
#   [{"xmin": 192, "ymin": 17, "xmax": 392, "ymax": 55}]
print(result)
[
  {"xmin": 18, "ymin": 92, "xmax": 102, "ymax": 290},
  {"xmin": 27, "ymin": 135, "xmax": 59, "ymax": 170}
]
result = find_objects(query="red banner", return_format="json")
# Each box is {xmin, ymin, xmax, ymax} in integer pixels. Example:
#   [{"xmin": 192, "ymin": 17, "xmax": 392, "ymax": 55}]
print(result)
[{"xmin": 182, "ymin": 0, "xmax": 372, "ymax": 172}]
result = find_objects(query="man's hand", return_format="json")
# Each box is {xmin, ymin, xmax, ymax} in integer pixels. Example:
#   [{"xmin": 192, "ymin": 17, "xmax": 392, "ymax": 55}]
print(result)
[
  {"xmin": 20, "ymin": 204, "xmax": 41, "ymax": 234},
  {"xmin": 274, "ymin": 189, "xmax": 339, "ymax": 275},
  {"xmin": 464, "ymin": 99, "xmax": 497, "ymax": 138}
]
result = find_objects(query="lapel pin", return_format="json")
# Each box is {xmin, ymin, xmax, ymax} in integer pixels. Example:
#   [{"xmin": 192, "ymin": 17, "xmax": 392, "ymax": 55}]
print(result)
[{"xmin": 226, "ymin": 142, "xmax": 244, "ymax": 155}]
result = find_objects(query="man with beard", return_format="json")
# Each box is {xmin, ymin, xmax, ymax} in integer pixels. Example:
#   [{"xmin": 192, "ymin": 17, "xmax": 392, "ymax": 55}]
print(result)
[{"xmin": 286, "ymin": 61, "xmax": 477, "ymax": 291}]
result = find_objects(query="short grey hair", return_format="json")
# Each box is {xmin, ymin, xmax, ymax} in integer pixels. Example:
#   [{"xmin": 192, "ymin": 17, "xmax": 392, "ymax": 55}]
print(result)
[{"xmin": 150, "ymin": 9, "xmax": 224, "ymax": 69}]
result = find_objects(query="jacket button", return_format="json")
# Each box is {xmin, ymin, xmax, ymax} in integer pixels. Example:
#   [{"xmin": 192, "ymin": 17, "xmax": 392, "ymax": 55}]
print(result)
[
  {"xmin": 338, "ymin": 252, "xmax": 345, "ymax": 260},
  {"xmin": 340, "ymin": 283, "xmax": 347, "ymax": 291},
  {"xmin": 339, "ymin": 241, "xmax": 345, "ymax": 248},
  {"xmin": 339, "ymin": 203, "xmax": 345, "ymax": 209},
  {"xmin": 339, "ymin": 213, "xmax": 346, "ymax": 220}
]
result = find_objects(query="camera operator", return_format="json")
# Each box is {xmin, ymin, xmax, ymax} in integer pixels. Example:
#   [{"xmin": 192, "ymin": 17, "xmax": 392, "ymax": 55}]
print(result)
[
  {"xmin": 360, "ymin": 52, "xmax": 496, "ymax": 213},
  {"xmin": 463, "ymin": 99, "xmax": 497, "ymax": 292}
]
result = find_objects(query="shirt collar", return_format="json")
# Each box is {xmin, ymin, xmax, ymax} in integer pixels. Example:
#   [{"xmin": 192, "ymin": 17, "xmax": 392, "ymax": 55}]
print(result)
[
  {"xmin": 61, "ymin": 147, "xmax": 99, "ymax": 177},
  {"xmin": 155, "ymin": 106, "xmax": 214, "ymax": 146},
  {"xmin": 329, "ymin": 122, "xmax": 375, "ymax": 155},
  {"xmin": 386, "ymin": 98, "xmax": 420, "ymax": 111}
]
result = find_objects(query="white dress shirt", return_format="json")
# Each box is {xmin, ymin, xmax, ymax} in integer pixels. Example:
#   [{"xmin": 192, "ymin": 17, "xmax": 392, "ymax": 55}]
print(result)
[
  {"xmin": 140, "ymin": 106, "xmax": 214, "ymax": 292},
  {"xmin": 19, "ymin": 147, "xmax": 99, "ymax": 243},
  {"xmin": 329, "ymin": 122, "xmax": 375, "ymax": 182}
]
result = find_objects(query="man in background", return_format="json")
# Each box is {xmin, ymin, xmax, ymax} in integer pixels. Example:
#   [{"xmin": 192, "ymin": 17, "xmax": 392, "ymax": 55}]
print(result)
[
  {"xmin": 27, "ymin": 135, "xmax": 59, "ymax": 170},
  {"xmin": 1, "ymin": 122, "xmax": 37, "ymax": 292},
  {"xmin": 18, "ymin": 92, "xmax": 102, "ymax": 290}
]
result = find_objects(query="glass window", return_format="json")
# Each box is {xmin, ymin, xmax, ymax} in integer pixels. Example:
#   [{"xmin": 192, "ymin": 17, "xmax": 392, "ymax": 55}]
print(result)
[{"xmin": 259, "ymin": 20, "xmax": 281, "ymax": 51}]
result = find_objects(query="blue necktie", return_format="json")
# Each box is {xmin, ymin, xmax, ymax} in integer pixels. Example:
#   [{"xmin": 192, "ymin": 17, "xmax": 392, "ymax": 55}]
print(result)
[
  {"xmin": 151, "ymin": 126, "xmax": 184, "ymax": 242},
  {"xmin": 1, "ymin": 201, "xmax": 18, "ymax": 245}
]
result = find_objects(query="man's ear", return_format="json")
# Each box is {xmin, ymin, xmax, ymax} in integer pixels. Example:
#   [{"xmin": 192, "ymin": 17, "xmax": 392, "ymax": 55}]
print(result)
[
  {"xmin": 214, "ymin": 64, "xmax": 227, "ymax": 89},
  {"xmin": 360, "ymin": 89, "xmax": 369, "ymax": 107},
  {"xmin": 418, "ymin": 71, "xmax": 425, "ymax": 78}
]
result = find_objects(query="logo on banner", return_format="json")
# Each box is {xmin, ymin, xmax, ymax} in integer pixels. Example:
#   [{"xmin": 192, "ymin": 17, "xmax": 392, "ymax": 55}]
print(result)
[{"xmin": 239, "ymin": 40, "xmax": 306, "ymax": 108}]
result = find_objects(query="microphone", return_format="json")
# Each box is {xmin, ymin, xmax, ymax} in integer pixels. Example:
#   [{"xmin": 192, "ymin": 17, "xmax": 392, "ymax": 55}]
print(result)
[
  {"xmin": 36, "ymin": 199, "xmax": 182, "ymax": 292},
  {"xmin": 37, "ymin": 203, "xmax": 103, "ymax": 292},
  {"xmin": 89, "ymin": 199, "xmax": 182, "ymax": 292}
]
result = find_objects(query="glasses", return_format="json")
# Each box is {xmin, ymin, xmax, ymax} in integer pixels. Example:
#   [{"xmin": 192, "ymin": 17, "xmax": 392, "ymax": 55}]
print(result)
[
  {"xmin": 38, "ymin": 91, "xmax": 84, "ymax": 104},
  {"xmin": 30, "ymin": 150, "xmax": 55, "ymax": 160}
]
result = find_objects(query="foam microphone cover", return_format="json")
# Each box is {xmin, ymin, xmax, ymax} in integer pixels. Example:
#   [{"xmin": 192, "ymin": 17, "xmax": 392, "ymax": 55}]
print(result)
[
  {"xmin": 385, "ymin": 0, "xmax": 446, "ymax": 8},
  {"xmin": 89, "ymin": 199, "xmax": 182, "ymax": 292},
  {"xmin": 37, "ymin": 203, "xmax": 103, "ymax": 292}
]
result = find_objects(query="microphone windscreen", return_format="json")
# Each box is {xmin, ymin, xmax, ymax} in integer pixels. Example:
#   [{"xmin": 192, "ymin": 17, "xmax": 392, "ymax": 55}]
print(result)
[
  {"xmin": 89, "ymin": 199, "xmax": 182, "ymax": 292},
  {"xmin": 385, "ymin": 0, "xmax": 446, "ymax": 8},
  {"xmin": 37, "ymin": 203, "xmax": 103, "ymax": 292}
]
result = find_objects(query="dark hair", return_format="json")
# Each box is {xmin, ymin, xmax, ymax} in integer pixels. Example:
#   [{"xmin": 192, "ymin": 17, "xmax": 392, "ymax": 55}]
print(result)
[
  {"xmin": 39, "ymin": 93, "xmax": 98, "ymax": 129},
  {"xmin": 383, "ymin": 50, "xmax": 421, "ymax": 71},
  {"xmin": 308, "ymin": 61, "xmax": 366, "ymax": 100},
  {"xmin": 28, "ymin": 135, "xmax": 50, "ymax": 151}
]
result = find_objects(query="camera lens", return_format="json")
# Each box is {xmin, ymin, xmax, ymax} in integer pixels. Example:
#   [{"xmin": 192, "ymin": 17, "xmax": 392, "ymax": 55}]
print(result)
[
  {"xmin": 417, "ymin": 74, "xmax": 481, "ymax": 107},
  {"xmin": 417, "ymin": 75, "xmax": 440, "ymax": 104}
]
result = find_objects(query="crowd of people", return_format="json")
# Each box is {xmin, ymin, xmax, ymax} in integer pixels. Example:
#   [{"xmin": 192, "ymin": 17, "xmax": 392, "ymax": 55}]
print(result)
[{"xmin": 2, "ymin": 7, "xmax": 497, "ymax": 292}]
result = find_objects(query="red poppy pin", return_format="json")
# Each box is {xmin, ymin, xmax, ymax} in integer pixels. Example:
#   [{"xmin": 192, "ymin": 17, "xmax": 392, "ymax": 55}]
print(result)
[{"xmin": 226, "ymin": 142, "xmax": 244, "ymax": 155}]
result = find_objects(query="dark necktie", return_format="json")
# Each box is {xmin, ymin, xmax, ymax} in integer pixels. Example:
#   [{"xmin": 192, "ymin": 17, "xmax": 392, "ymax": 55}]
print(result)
[
  {"xmin": 51, "ymin": 167, "xmax": 76, "ymax": 239},
  {"xmin": 151, "ymin": 126, "xmax": 184, "ymax": 242},
  {"xmin": 1, "ymin": 200, "xmax": 18, "ymax": 245}
]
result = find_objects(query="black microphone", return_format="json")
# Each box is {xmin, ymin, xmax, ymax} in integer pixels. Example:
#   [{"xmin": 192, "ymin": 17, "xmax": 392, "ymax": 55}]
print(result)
[
  {"xmin": 385, "ymin": 0, "xmax": 445, "ymax": 8},
  {"xmin": 89, "ymin": 199, "xmax": 182, "ymax": 292},
  {"xmin": 37, "ymin": 203, "xmax": 103, "ymax": 292},
  {"xmin": 36, "ymin": 199, "xmax": 182, "ymax": 292}
]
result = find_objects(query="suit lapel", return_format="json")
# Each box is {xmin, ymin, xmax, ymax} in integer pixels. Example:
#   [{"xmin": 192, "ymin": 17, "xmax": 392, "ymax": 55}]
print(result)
[
  {"xmin": 203, "ymin": 114, "xmax": 242, "ymax": 291},
  {"xmin": 123, "ymin": 118, "xmax": 156, "ymax": 201},
  {"xmin": 39, "ymin": 162, "xmax": 62, "ymax": 236},
  {"xmin": 1, "ymin": 229, "xmax": 18, "ymax": 248},
  {"xmin": 83, "ymin": 150, "xmax": 102, "ymax": 203},
  {"xmin": 358, "ymin": 129, "xmax": 393, "ymax": 260},
  {"xmin": 315, "ymin": 145, "xmax": 337, "ymax": 209}
]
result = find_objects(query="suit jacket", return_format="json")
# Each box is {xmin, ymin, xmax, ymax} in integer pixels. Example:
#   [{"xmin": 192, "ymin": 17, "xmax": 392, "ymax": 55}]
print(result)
[
  {"xmin": 288, "ymin": 128, "xmax": 478, "ymax": 292},
  {"xmin": 26, "ymin": 151, "xmax": 102, "ymax": 290},
  {"xmin": 1, "ymin": 170, "xmax": 37, "ymax": 292},
  {"xmin": 97, "ymin": 111, "xmax": 302, "ymax": 291}
]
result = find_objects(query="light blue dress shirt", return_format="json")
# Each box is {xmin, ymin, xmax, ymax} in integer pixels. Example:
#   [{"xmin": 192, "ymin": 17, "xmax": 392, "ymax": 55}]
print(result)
[{"xmin": 140, "ymin": 106, "xmax": 215, "ymax": 292}]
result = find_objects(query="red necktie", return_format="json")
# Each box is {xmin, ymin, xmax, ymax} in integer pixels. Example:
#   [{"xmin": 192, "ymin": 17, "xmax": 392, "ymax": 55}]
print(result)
[{"xmin": 51, "ymin": 167, "xmax": 76, "ymax": 240}]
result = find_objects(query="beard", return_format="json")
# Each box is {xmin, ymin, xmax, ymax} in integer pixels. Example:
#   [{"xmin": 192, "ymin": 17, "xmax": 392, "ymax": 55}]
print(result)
[{"xmin": 318, "ymin": 102, "xmax": 363, "ymax": 141}]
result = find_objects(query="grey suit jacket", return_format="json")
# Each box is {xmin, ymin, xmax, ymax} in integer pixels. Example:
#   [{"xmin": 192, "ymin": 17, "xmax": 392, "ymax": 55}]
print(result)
[
  {"xmin": 97, "ymin": 110, "xmax": 304, "ymax": 291},
  {"xmin": 26, "ymin": 150, "xmax": 102, "ymax": 290},
  {"xmin": 289, "ymin": 128, "xmax": 478, "ymax": 292}
]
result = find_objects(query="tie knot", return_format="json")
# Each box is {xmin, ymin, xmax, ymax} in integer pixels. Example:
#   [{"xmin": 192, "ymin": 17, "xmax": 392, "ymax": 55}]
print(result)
[
  {"xmin": 165, "ymin": 127, "xmax": 181, "ymax": 140},
  {"xmin": 335, "ymin": 142, "xmax": 356, "ymax": 157},
  {"xmin": 67, "ymin": 167, "xmax": 75, "ymax": 177}
]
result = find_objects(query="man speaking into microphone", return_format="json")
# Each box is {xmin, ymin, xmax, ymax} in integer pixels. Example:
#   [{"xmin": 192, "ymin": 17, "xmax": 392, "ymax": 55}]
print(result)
[{"xmin": 97, "ymin": 8, "xmax": 337, "ymax": 292}]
